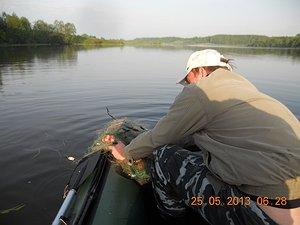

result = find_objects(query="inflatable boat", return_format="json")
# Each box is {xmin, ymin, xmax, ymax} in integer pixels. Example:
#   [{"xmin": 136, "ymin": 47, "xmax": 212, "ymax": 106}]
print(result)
[{"xmin": 52, "ymin": 153, "xmax": 209, "ymax": 225}]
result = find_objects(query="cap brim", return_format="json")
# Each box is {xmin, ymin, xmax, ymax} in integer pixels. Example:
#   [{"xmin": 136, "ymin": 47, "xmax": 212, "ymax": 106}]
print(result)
[
  {"xmin": 177, "ymin": 63, "xmax": 232, "ymax": 86},
  {"xmin": 177, "ymin": 77, "xmax": 188, "ymax": 86},
  {"xmin": 177, "ymin": 68, "xmax": 192, "ymax": 86}
]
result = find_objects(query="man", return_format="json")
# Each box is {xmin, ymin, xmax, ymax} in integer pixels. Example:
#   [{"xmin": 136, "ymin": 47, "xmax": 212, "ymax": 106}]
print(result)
[{"xmin": 104, "ymin": 49, "xmax": 300, "ymax": 225}]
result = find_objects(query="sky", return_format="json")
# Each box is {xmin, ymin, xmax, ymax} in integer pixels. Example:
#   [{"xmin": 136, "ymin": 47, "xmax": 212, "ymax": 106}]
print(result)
[{"xmin": 1, "ymin": 0, "xmax": 300, "ymax": 39}]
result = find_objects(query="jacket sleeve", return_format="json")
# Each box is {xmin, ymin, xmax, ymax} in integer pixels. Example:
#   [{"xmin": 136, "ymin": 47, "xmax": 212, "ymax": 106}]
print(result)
[{"xmin": 124, "ymin": 86, "xmax": 207, "ymax": 161}]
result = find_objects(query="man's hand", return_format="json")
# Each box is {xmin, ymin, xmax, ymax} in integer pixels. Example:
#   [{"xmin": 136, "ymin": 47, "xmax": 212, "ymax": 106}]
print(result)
[{"xmin": 102, "ymin": 135, "xmax": 126, "ymax": 161}]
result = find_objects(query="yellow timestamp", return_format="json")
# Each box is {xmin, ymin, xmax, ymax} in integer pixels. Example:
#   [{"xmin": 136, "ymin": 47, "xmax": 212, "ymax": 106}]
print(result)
[
  {"xmin": 191, "ymin": 196, "xmax": 252, "ymax": 206},
  {"xmin": 190, "ymin": 196, "xmax": 288, "ymax": 207}
]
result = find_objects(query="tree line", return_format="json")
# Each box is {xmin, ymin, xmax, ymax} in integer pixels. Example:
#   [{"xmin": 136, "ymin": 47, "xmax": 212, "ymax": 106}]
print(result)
[
  {"xmin": 1, "ymin": 12, "xmax": 299, "ymax": 48},
  {"xmin": 128, "ymin": 34, "xmax": 300, "ymax": 48},
  {"xmin": 0, "ymin": 12, "xmax": 124, "ymax": 46}
]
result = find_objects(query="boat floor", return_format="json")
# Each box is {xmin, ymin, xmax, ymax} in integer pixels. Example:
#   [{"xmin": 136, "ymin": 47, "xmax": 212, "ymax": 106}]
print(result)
[
  {"xmin": 67, "ymin": 148, "xmax": 210, "ymax": 225},
  {"xmin": 89, "ymin": 166, "xmax": 210, "ymax": 225}
]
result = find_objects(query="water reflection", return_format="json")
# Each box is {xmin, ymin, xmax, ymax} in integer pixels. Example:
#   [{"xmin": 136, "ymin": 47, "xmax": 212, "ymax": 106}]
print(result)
[
  {"xmin": 0, "ymin": 46, "xmax": 130, "ymax": 78},
  {"xmin": 1, "ymin": 45, "xmax": 299, "ymax": 64},
  {"xmin": 0, "ymin": 46, "xmax": 80, "ymax": 80},
  {"xmin": 0, "ymin": 70, "xmax": 2, "ymax": 86},
  {"xmin": 130, "ymin": 45, "xmax": 300, "ymax": 60},
  {"xmin": 0, "ymin": 46, "xmax": 77, "ymax": 63}
]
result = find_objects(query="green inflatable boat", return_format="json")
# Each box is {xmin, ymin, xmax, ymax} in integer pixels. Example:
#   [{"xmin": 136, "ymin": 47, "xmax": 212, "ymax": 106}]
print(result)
[
  {"xmin": 52, "ymin": 154, "xmax": 209, "ymax": 225},
  {"xmin": 52, "ymin": 117, "xmax": 209, "ymax": 225}
]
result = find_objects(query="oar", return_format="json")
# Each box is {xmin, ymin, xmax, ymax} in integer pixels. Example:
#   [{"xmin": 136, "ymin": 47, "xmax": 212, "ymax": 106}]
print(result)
[{"xmin": 52, "ymin": 162, "xmax": 88, "ymax": 225}]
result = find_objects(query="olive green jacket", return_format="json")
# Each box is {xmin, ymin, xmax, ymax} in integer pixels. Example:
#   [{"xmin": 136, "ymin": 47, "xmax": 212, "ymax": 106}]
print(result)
[{"xmin": 124, "ymin": 68, "xmax": 300, "ymax": 200}]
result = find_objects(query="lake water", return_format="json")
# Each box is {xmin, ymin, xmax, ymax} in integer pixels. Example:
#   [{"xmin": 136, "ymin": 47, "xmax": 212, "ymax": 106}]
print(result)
[{"xmin": 0, "ymin": 46, "xmax": 299, "ymax": 225}]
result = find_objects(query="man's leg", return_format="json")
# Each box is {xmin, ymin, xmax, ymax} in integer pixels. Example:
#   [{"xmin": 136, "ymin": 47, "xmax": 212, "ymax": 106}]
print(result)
[{"xmin": 150, "ymin": 144, "xmax": 278, "ymax": 225}]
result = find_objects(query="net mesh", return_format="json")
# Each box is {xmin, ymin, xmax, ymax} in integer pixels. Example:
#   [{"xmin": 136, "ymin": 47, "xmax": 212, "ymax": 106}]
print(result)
[{"xmin": 87, "ymin": 118, "xmax": 151, "ymax": 185}]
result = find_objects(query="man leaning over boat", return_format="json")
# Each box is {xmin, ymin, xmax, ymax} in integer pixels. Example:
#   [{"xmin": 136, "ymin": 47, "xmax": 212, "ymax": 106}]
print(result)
[{"xmin": 103, "ymin": 49, "xmax": 300, "ymax": 225}]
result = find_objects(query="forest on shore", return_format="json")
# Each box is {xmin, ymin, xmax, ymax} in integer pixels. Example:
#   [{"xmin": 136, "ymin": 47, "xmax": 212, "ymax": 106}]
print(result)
[
  {"xmin": 0, "ymin": 12, "xmax": 124, "ymax": 46},
  {"xmin": 0, "ymin": 12, "xmax": 299, "ymax": 48},
  {"xmin": 127, "ymin": 34, "xmax": 300, "ymax": 48}
]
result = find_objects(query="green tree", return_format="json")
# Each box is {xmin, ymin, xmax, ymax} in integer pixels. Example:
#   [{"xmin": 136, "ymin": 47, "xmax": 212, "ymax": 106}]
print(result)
[
  {"xmin": 33, "ymin": 20, "xmax": 52, "ymax": 43},
  {"xmin": 53, "ymin": 20, "xmax": 76, "ymax": 44},
  {"xmin": 0, "ymin": 12, "xmax": 7, "ymax": 43}
]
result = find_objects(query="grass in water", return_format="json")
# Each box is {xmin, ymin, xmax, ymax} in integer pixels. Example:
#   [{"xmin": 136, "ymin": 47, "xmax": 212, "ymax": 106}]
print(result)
[{"xmin": 0, "ymin": 203, "xmax": 26, "ymax": 215}]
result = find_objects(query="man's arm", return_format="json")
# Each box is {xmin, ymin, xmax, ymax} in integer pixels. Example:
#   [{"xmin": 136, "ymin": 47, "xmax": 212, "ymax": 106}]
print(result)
[{"xmin": 124, "ymin": 86, "xmax": 207, "ymax": 161}]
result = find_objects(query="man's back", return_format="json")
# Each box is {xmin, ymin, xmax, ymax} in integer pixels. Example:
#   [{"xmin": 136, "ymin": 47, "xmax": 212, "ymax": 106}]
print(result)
[{"xmin": 192, "ymin": 68, "xmax": 300, "ymax": 201}]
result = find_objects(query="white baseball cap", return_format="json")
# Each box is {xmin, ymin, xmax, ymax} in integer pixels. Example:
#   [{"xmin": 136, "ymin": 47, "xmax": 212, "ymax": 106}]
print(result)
[{"xmin": 177, "ymin": 49, "xmax": 232, "ymax": 85}]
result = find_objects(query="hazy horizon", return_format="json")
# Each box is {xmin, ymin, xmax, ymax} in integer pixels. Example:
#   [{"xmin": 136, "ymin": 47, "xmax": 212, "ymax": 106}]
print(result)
[
  {"xmin": 1, "ymin": 0, "xmax": 299, "ymax": 39},
  {"xmin": 125, "ymin": 33, "xmax": 300, "ymax": 40}
]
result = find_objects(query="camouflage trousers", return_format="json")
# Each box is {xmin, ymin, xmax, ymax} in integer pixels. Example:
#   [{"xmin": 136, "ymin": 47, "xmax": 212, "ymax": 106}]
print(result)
[{"xmin": 149, "ymin": 145, "xmax": 278, "ymax": 225}]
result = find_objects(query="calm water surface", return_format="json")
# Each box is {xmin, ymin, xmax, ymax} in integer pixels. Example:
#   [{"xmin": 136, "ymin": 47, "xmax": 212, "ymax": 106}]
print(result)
[{"xmin": 0, "ymin": 46, "xmax": 299, "ymax": 225}]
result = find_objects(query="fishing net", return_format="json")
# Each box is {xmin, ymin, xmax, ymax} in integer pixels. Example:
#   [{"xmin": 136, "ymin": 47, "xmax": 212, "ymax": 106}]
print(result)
[{"xmin": 86, "ymin": 118, "xmax": 151, "ymax": 185}]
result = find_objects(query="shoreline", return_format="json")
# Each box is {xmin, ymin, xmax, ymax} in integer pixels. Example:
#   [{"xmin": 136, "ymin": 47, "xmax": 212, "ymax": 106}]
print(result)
[
  {"xmin": 179, "ymin": 44, "xmax": 300, "ymax": 50},
  {"xmin": 126, "ymin": 43, "xmax": 300, "ymax": 50},
  {"xmin": 1, "ymin": 43, "xmax": 299, "ymax": 50},
  {"xmin": 0, "ymin": 43, "xmax": 124, "ymax": 47}
]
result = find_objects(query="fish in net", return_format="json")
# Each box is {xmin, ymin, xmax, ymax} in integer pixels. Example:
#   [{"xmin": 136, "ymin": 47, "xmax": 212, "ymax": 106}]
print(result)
[{"xmin": 86, "ymin": 118, "xmax": 151, "ymax": 185}]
